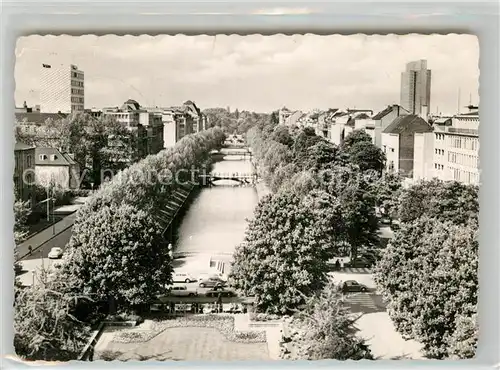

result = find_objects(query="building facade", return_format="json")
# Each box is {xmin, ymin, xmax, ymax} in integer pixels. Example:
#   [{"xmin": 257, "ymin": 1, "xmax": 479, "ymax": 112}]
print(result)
[
  {"xmin": 413, "ymin": 110, "xmax": 479, "ymax": 185},
  {"xmin": 400, "ymin": 60, "xmax": 431, "ymax": 116},
  {"xmin": 34, "ymin": 147, "xmax": 80, "ymax": 189},
  {"xmin": 372, "ymin": 105, "xmax": 409, "ymax": 148},
  {"xmin": 103, "ymin": 99, "xmax": 165, "ymax": 157},
  {"xmin": 14, "ymin": 142, "xmax": 36, "ymax": 203},
  {"xmin": 381, "ymin": 114, "xmax": 433, "ymax": 177},
  {"xmin": 40, "ymin": 63, "xmax": 84, "ymax": 114}
]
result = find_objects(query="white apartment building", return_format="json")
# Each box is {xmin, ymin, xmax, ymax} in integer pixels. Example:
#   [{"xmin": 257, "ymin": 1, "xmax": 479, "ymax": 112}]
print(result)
[
  {"xmin": 413, "ymin": 110, "xmax": 479, "ymax": 185},
  {"xmin": 40, "ymin": 63, "xmax": 84, "ymax": 114},
  {"xmin": 103, "ymin": 99, "xmax": 142, "ymax": 129}
]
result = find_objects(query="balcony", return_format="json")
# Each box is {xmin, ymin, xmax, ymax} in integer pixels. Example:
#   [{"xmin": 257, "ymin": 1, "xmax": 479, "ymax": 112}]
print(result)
[{"xmin": 447, "ymin": 127, "xmax": 479, "ymax": 136}]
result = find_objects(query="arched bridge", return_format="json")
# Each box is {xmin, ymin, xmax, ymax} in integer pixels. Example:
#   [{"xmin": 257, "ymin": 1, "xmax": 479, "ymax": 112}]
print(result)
[
  {"xmin": 198, "ymin": 172, "xmax": 257, "ymax": 185},
  {"xmin": 172, "ymin": 251, "xmax": 234, "ymax": 258}
]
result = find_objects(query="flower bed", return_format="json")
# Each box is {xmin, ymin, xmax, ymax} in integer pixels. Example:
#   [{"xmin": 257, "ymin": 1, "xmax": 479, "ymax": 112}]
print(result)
[
  {"xmin": 112, "ymin": 315, "xmax": 266, "ymax": 344},
  {"xmin": 249, "ymin": 312, "xmax": 283, "ymax": 322}
]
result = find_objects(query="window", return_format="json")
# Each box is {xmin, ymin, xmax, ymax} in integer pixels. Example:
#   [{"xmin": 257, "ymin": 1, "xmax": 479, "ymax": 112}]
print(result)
[
  {"xmin": 39, "ymin": 154, "xmax": 47, "ymax": 161},
  {"xmin": 50, "ymin": 154, "xmax": 58, "ymax": 161},
  {"xmin": 26, "ymin": 154, "xmax": 32, "ymax": 167}
]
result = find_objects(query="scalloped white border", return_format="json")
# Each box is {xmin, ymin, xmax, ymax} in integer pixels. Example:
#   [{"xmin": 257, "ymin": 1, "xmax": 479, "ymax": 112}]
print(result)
[{"xmin": 2, "ymin": 2, "xmax": 498, "ymax": 369}]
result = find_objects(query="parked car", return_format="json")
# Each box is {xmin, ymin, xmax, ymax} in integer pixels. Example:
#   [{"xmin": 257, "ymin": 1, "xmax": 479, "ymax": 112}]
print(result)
[
  {"xmin": 48, "ymin": 247, "xmax": 63, "ymax": 259},
  {"xmin": 167, "ymin": 285, "xmax": 197, "ymax": 297},
  {"xmin": 205, "ymin": 289, "xmax": 235, "ymax": 298},
  {"xmin": 197, "ymin": 272, "xmax": 224, "ymax": 281},
  {"xmin": 173, "ymin": 272, "xmax": 196, "ymax": 283},
  {"xmin": 358, "ymin": 251, "xmax": 379, "ymax": 263},
  {"xmin": 342, "ymin": 280, "xmax": 369, "ymax": 293},
  {"xmin": 198, "ymin": 277, "xmax": 226, "ymax": 289},
  {"xmin": 345, "ymin": 257, "xmax": 373, "ymax": 268}
]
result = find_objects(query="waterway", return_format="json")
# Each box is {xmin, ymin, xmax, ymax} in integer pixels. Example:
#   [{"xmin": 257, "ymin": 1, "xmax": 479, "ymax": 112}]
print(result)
[{"xmin": 173, "ymin": 150, "xmax": 258, "ymax": 275}]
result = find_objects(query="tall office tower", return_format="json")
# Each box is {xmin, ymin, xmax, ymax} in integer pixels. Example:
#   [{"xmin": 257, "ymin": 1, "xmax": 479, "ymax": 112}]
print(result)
[
  {"xmin": 40, "ymin": 63, "xmax": 84, "ymax": 114},
  {"xmin": 400, "ymin": 59, "xmax": 431, "ymax": 116}
]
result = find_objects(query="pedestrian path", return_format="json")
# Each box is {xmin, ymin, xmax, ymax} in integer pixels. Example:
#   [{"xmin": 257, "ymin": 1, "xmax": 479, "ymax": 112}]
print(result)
[
  {"xmin": 343, "ymin": 292, "xmax": 386, "ymax": 314},
  {"xmin": 233, "ymin": 314, "xmax": 282, "ymax": 360},
  {"xmin": 341, "ymin": 267, "xmax": 372, "ymax": 274}
]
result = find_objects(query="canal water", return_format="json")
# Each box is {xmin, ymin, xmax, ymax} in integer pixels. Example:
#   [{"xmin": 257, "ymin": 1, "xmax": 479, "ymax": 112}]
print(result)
[{"xmin": 174, "ymin": 151, "xmax": 258, "ymax": 272}]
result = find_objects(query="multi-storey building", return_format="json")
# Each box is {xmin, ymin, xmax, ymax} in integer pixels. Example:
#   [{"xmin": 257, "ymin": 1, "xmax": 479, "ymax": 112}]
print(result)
[
  {"xmin": 400, "ymin": 59, "xmax": 431, "ymax": 116},
  {"xmin": 14, "ymin": 141, "xmax": 36, "ymax": 204},
  {"xmin": 328, "ymin": 111, "xmax": 350, "ymax": 146},
  {"xmin": 35, "ymin": 148, "xmax": 81, "ymax": 189},
  {"xmin": 40, "ymin": 63, "xmax": 84, "ymax": 114},
  {"xmin": 381, "ymin": 114, "xmax": 433, "ymax": 177},
  {"xmin": 413, "ymin": 109, "xmax": 479, "ymax": 185},
  {"xmin": 372, "ymin": 105, "xmax": 409, "ymax": 147}
]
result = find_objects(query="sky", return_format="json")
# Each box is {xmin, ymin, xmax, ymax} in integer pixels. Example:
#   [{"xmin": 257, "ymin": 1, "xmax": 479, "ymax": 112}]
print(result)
[{"xmin": 15, "ymin": 34, "xmax": 479, "ymax": 115}]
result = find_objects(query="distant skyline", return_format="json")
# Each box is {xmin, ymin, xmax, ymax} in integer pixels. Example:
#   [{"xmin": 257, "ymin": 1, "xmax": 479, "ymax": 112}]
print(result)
[{"xmin": 15, "ymin": 34, "xmax": 479, "ymax": 115}]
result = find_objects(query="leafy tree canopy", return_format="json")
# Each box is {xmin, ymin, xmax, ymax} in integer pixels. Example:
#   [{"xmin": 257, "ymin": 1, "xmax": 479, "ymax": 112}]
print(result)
[
  {"xmin": 61, "ymin": 203, "xmax": 173, "ymax": 307},
  {"xmin": 345, "ymin": 140, "xmax": 386, "ymax": 173},
  {"xmin": 14, "ymin": 273, "xmax": 92, "ymax": 361},
  {"xmin": 398, "ymin": 179, "xmax": 479, "ymax": 225},
  {"xmin": 342, "ymin": 129, "xmax": 373, "ymax": 151},
  {"xmin": 374, "ymin": 217, "xmax": 478, "ymax": 359},
  {"xmin": 230, "ymin": 190, "xmax": 343, "ymax": 314},
  {"xmin": 284, "ymin": 280, "xmax": 373, "ymax": 360}
]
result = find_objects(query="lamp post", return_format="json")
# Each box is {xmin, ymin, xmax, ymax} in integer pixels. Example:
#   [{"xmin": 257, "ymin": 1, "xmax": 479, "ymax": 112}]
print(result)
[
  {"xmin": 31, "ymin": 270, "xmax": 35, "ymax": 286},
  {"xmin": 46, "ymin": 186, "xmax": 50, "ymax": 222},
  {"xmin": 40, "ymin": 248, "xmax": 44, "ymax": 270}
]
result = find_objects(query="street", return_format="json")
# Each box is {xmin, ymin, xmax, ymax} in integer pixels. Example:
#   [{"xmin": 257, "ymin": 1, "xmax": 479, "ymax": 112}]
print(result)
[
  {"xmin": 329, "ymin": 269, "xmax": 424, "ymax": 360},
  {"xmin": 18, "ymin": 257, "xmax": 61, "ymax": 287},
  {"xmin": 18, "ymin": 212, "xmax": 77, "ymax": 261}
]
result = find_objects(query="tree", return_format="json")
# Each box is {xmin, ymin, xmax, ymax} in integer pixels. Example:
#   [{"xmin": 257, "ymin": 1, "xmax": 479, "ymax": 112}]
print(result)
[
  {"xmin": 14, "ymin": 200, "xmax": 31, "ymax": 276},
  {"xmin": 345, "ymin": 140, "xmax": 386, "ymax": 173},
  {"xmin": 373, "ymin": 172, "xmax": 403, "ymax": 223},
  {"xmin": 284, "ymin": 280, "xmax": 373, "ymax": 360},
  {"xmin": 292, "ymin": 127, "xmax": 321, "ymax": 164},
  {"xmin": 374, "ymin": 217, "xmax": 478, "ymax": 359},
  {"xmin": 60, "ymin": 204, "xmax": 173, "ymax": 308},
  {"xmin": 230, "ymin": 190, "xmax": 343, "ymax": 314},
  {"xmin": 270, "ymin": 110, "xmax": 279, "ymax": 126},
  {"xmin": 323, "ymin": 167, "xmax": 379, "ymax": 259},
  {"xmin": 298, "ymin": 140, "xmax": 344, "ymax": 173},
  {"xmin": 14, "ymin": 271, "xmax": 92, "ymax": 361},
  {"xmin": 446, "ymin": 313, "xmax": 478, "ymax": 359},
  {"xmin": 270, "ymin": 125, "xmax": 293, "ymax": 148},
  {"xmin": 342, "ymin": 129, "xmax": 372, "ymax": 151},
  {"xmin": 398, "ymin": 179, "xmax": 479, "ymax": 225}
]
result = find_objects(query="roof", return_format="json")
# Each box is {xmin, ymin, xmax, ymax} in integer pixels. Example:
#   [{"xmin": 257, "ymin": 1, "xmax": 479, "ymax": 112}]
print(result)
[
  {"xmin": 347, "ymin": 109, "xmax": 373, "ymax": 115},
  {"xmin": 458, "ymin": 111, "xmax": 479, "ymax": 117},
  {"xmin": 333, "ymin": 111, "xmax": 349, "ymax": 118},
  {"xmin": 354, "ymin": 112, "xmax": 371, "ymax": 119},
  {"xmin": 372, "ymin": 105, "xmax": 396, "ymax": 120},
  {"xmin": 382, "ymin": 115, "xmax": 433, "ymax": 134},
  {"xmin": 35, "ymin": 148, "xmax": 72, "ymax": 166},
  {"xmin": 15, "ymin": 141, "xmax": 34, "ymax": 151},
  {"xmin": 433, "ymin": 117, "xmax": 452, "ymax": 125},
  {"xmin": 15, "ymin": 112, "xmax": 67, "ymax": 124}
]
